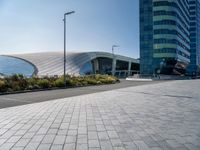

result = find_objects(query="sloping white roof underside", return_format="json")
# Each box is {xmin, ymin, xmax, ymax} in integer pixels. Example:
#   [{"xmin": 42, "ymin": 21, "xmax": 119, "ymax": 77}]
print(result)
[{"xmin": 11, "ymin": 51, "xmax": 139, "ymax": 76}]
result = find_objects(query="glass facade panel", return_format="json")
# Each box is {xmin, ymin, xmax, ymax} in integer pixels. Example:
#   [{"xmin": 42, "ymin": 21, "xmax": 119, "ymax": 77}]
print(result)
[
  {"xmin": 186, "ymin": 0, "xmax": 200, "ymax": 75},
  {"xmin": 0, "ymin": 56, "xmax": 35, "ymax": 76},
  {"xmin": 140, "ymin": 0, "xmax": 154, "ymax": 74},
  {"xmin": 79, "ymin": 61, "xmax": 93, "ymax": 75}
]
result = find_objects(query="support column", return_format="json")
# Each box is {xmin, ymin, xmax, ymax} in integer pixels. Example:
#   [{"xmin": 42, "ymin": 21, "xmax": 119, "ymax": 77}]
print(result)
[
  {"xmin": 93, "ymin": 59, "xmax": 99, "ymax": 74},
  {"xmin": 128, "ymin": 61, "xmax": 132, "ymax": 76},
  {"xmin": 112, "ymin": 58, "xmax": 116, "ymax": 76}
]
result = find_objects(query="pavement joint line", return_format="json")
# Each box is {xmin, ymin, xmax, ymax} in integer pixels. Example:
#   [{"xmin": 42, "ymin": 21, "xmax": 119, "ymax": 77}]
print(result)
[{"xmin": 116, "ymin": 90, "xmax": 194, "ymax": 99}]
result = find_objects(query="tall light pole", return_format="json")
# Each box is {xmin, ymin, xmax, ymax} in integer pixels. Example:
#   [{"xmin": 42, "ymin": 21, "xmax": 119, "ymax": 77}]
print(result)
[
  {"xmin": 63, "ymin": 11, "xmax": 75, "ymax": 88},
  {"xmin": 112, "ymin": 45, "xmax": 119, "ymax": 76}
]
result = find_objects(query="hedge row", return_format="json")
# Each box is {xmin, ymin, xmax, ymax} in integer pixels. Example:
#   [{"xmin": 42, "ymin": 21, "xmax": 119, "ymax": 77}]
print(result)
[{"xmin": 0, "ymin": 74, "xmax": 119, "ymax": 93}]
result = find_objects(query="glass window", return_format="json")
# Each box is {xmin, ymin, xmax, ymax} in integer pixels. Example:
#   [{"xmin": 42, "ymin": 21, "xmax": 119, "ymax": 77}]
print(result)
[
  {"xmin": 0, "ymin": 56, "xmax": 35, "ymax": 76},
  {"xmin": 79, "ymin": 61, "xmax": 93, "ymax": 75}
]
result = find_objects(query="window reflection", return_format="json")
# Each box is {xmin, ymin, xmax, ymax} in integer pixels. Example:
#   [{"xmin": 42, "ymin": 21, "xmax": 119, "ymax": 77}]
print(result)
[
  {"xmin": 79, "ymin": 61, "xmax": 93, "ymax": 75},
  {"xmin": 0, "ymin": 56, "xmax": 35, "ymax": 76}
]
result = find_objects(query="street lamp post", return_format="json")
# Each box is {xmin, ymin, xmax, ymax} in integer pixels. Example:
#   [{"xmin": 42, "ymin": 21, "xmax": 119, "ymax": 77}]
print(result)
[
  {"xmin": 112, "ymin": 45, "xmax": 119, "ymax": 76},
  {"xmin": 63, "ymin": 11, "xmax": 75, "ymax": 88}
]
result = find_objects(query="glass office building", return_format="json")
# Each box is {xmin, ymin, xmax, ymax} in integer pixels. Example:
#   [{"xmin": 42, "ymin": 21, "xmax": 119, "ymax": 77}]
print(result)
[
  {"xmin": 187, "ymin": 0, "xmax": 200, "ymax": 75},
  {"xmin": 140, "ymin": 0, "xmax": 200, "ymax": 75}
]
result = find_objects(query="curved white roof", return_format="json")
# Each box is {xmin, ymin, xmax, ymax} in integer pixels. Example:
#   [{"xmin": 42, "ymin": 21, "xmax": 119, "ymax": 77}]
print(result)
[{"xmin": 6, "ymin": 51, "xmax": 139, "ymax": 76}]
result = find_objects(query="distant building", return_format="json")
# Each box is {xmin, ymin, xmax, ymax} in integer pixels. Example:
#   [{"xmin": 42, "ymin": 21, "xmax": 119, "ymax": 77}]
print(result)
[
  {"xmin": 140, "ymin": 0, "xmax": 200, "ymax": 75},
  {"xmin": 0, "ymin": 52, "xmax": 139, "ymax": 77}
]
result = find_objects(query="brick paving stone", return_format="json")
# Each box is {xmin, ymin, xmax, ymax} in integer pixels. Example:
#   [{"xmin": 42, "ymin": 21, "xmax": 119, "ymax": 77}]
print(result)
[
  {"xmin": 0, "ymin": 138, "xmax": 7, "ymax": 145},
  {"xmin": 24, "ymin": 142, "xmax": 40, "ymax": 150},
  {"xmin": 53, "ymin": 135, "xmax": 66, "ymax": 145},
  {"xmin": 123, "ymin": 142, "xmax": 138, "ymax": 150},
  {"xmin": 156, "ymin": 140, "xmax": 173, "ymax": 150},
  {"xmin": 0, "ymin": 142, "xmax": 15, "ymax": 150},
  {"xmin": 78, "ymin": 127, "xmax": 87, "ymax": 134},
  {"xmin": 150, "ymin": 147, "xmax": 163, "ymax": 150},
  {"xmin": 57, "ymin": 129, "xmax": 68, "ymax": 135},
  {"xmin": 14, "ymin": 130, "xmax": 27, "ymax": 136},
  {"xmin": 166, "ymin": 139, "xmax": 185, "ymax": 148},
  {"xmin": 65, "ymin": 135, "xmax": 77, "ymax": 143},
  {"xmin": 88, "ymin": 126, "xmax": 97, "ymax": 131},
  {"xmin": 47, "ymin": 129, "xmax": 58, "ymax": 134},
  {"xmin": 89, "ymin": 139, "xmax": 100, "ymax": 148},
  {"xmin": 98, "ymin": 132, "xmax": 109, "ymax": 141},
  {"xmin": 143, "ymin": 136, "xmax": 160, "ymax": 148},
  {"xmin": 37, "ymin": 128, "xmax": 48, "ymax": 135},
  {"xmin": 41, "ymin": 134, "xmax": 55, "ymax": 144},
  {"xmin": 100, "ymin": 141, "xmax": 113, "ymax": 150},
  {"xmin": 10, "ymin": 147, "xmax": 24, "ymax": 150},
  {"xmin": 14, "ymin": 138, "xmax": 31, "ymax": 147},
  {"xmin": 77, "ymin": 134, "xmax": 88, "ymax": 144},
  {"xmin": 60, "ymin": 123, "xmax": 69, "ymax": 130},
  {"xmin": 107, "ymin": 131, "xmax": 119, "ymax": 139},
  {"xmin": 30, "ymin": 134, "xmax": 45, "ymax": 143},
  {"xmin": 22, "ymin": 132, "xmax": 35, "ymax": 139},
  {"xmin": 134, "ymin": 140, "xmax": 150, "ymax": 150},
  {"xmin": 7, "ymin": 136, "xmax": 21, "ymax": 143},
  {"xmin": 0, "ymin": 129, "xmax": 8, "ymax": 136},
  {"xmin": 89, "ymin": 148, "xmax": 101, "ymax": 150},
  {"xmin": 77, "ymin": 143, "xmax": 88, "ymax": 150},
  {"xmin": 110, "ymin": 139, "xmax": 123, "ymax": 147},
  {"xmin": 113, "ymin": 147, "xmax": 126, "ymax": 150},
  {"xmin": 37, "ymin": 144, "xmax": 51, "ymax": 150},
  {"xmin": 105, "ymin": 126, "xmax": 115, "ymax": 131},
  {"xmin": 68, "ymin": 130, "xmax": 78, "ymax": 136},
  {"xmin": 118, "ymin": 133, "xmax": 132, "ymax": 142},
  {"xmin": 50, "ymin": 144, "xmax": 63, "ymax": 150},
  {"xmin": 63, "ymin": 143, "xmax": 76, "ymax": 150},
  {"xmin": 88, "ymin": 132, "xmax": 98, "ymax": 140},
  {"xmin": 184, "ymin": 143, "xmax": 200, "ymax": 150}
]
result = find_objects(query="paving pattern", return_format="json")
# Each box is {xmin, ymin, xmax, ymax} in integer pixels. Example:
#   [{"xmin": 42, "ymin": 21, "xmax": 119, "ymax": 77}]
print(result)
[{"xmin": 0, "ymin": 80, "xmax": 200, "ymax": 150}]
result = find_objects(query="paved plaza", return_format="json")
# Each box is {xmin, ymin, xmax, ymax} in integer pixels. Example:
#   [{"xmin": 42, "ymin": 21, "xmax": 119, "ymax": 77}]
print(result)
[{"xmin": 0, "ymin": 80, "xmax": 200, "ymax": 150}]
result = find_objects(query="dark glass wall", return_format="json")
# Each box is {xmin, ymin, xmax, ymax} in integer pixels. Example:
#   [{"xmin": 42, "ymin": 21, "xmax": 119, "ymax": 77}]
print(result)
[
  {"xmin": 187, "ymin": 0, "xmax": 200, "ymax": 75},
  {"xmin": 140, "ymin": 0, "xmax": 154, "ymax": 74},
  {"xmin": 116, "ymin": 60, "xmax": 129, "ymax": 71},
  {"xmin": 98, "ymin": 58, "xmax": 112, "ymax": 74}
]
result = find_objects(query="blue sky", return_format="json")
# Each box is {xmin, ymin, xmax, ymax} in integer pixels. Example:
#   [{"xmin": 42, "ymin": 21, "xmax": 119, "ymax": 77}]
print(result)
[{"xmin": 0, "ymin": 0, "xmax": 139, "ymax": 58}]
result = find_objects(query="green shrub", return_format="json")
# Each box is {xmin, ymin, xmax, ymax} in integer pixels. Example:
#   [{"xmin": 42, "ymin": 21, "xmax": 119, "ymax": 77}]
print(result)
[
  {"xmin": 0, "ymin": 74, "xmax": 119, "ymax": 93},
  {"xmin": 54, "ymin": 78, "xmax": 64, "ymax": 87},
  {"xmin": 37, "ymin": 79, "xmax": 50, "ymax": 88},
  {"xmin": 81, "ymin": 81, "xmax": 88, "ymax": 86},
  {"xmin": 7, "ymin": 74, "xmax": 28, "ymax": 90},
  {"xmin": 7, "ymin": 88, "xmax": 13, "ymax": 93},
  {"xmin": 0, "ymin": 80, "xmax": 6, "ymax": 92},
  {"xmin": 85, "ymin": 78, "xmax": 98, "ymax": 85},
  {"xmin": 33, "ymin": 84, "xmax": 41, "ymax": 89},
  {"xmin": 66, "ymin": 79, "xmax": 81, "ymax": 87},
  {"xmin": 12, "ymin": 84, "xmax": 21, "ymax": 91}
]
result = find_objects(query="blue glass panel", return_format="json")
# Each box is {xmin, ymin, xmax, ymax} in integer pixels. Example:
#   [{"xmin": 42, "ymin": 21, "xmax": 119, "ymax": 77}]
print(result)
[
  {"xmin": 79, "ymin": 61, "xmax": 93, "ymax": 75},
  {"xmin": 0, "ymin": 56, "xmax": 35, "ymax": 76}
]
